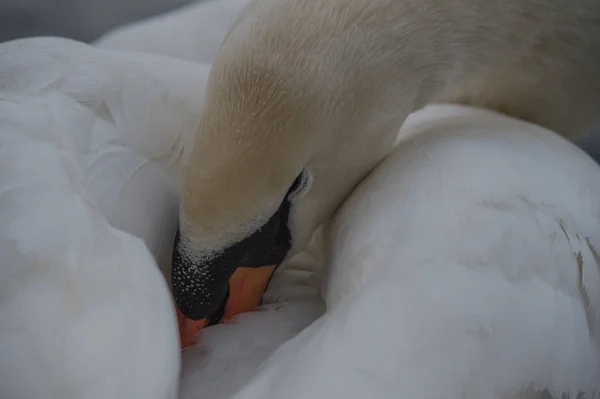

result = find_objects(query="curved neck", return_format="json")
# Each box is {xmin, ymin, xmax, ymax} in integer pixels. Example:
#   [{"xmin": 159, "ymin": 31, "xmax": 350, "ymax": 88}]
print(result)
[{"xmin": 230, "ymin": 0, "xmax": 600, "ymax": 139}]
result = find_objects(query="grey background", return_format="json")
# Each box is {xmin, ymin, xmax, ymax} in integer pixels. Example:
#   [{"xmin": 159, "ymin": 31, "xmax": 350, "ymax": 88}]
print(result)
[
  {"xmin": 0, "ymin": 0, "xmax": 195, "ymax": 43},
  {"xmin": 1, "ymin": 0, "xmax": 599, "ymax": 159}
]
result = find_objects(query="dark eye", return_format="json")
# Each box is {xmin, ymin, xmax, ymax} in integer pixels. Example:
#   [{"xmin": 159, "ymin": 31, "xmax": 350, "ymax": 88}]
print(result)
[{"xmin": 286, "ymin": 169, "xmax": 310, "ymax": 200}]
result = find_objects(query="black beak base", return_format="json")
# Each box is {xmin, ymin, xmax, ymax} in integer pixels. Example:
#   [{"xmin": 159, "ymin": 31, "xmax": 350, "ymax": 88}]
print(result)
[{"xmin": 171, "ymin": 199, "xmax": 293, "ymax": 321}]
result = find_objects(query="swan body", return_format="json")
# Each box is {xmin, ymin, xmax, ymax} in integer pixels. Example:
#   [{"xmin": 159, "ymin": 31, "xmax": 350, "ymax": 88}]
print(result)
[
  {"xmin": 0, "ymin": 91, "xmax": 180, "ymax": 399},
  {"xmin": 2, "ymin": 0, "xmax": 600, "ymax": 396},
  {"xmin": 0, "ymin": 37, "xmax": 215, "ymax": 270},
  {"xmin": 226, "ymin": 104, "xmax": 600, "ymax": 399},
  {"xmin": 0, "ymin": 37, "xmax": 214, "ymax": 398}
]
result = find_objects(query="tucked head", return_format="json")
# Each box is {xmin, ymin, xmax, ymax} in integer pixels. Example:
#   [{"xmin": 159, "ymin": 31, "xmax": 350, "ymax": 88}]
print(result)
[
  {"xmin": 172, "ymin": 41, "xmax": 329, "ymax": 333},
  {"xmin": 171, "ymin": 0, "xmax": 403, "ymax": 347}
]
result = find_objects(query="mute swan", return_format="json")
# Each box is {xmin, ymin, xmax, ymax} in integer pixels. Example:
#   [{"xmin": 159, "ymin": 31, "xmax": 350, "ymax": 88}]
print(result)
[
  {"xmin": 1, "ymin": 32, "xmax": 600, "ymax": 398},
  {"xmin": 171, "ymin": 0, "xmax": 600, "ymax": 341},
  {"xmin": 221, "ymin": 104, "xmax": 600, "ymax": 399}
]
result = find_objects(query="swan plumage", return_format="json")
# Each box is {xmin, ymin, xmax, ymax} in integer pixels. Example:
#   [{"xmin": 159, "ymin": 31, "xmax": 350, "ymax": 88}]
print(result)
[
  {"xmin": 0, "ymin": 35, "xmax": 322, "ymax": 399},
  {"xmin": 0, "ymin": 36, "xmax": 212, "ymax": 398},
  {"xmin": 1, "ymin": 0, "xmax": 600, "ymax": 396},
  {"xmin": 226, "ymin": 104, "xmax": 600, "ymax": 399}
]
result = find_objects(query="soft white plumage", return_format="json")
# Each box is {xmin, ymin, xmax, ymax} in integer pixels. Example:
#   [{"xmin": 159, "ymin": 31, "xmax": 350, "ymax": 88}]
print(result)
[
  {"xmin": 0, "ymin": 36, "xmax": 215, "ymax": 270},
  {"xmin": 0, "ymin": 37, "xmax": 209, "ymax": 398},
  {"xmin": 1, "ymin": 3, "xmax": 600, "ymax": 398},
  {"xmin": 0, "ymin": 35, "xmax": 323, "ymax": 399},
  {"xmin": 226, "ymin": 104, "xmax": 600, "ymax": 399}
]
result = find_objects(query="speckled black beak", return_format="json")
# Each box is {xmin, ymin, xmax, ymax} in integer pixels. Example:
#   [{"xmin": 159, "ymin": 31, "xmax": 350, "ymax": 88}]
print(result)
[{"xmin": 171, "ymin": 198, "xmax": 293, "ymax": 322}]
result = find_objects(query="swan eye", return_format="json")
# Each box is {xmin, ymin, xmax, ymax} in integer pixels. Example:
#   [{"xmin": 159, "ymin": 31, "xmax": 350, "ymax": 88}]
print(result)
[{"xmin": 286, "ymin": 168, "xmax": 310, "ymax": 200}]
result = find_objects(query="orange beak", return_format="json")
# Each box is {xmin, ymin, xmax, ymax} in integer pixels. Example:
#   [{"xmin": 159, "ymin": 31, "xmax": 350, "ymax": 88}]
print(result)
[{"xmin": 176, "ymin": 265, "xmax": 276, "ymax": 350}]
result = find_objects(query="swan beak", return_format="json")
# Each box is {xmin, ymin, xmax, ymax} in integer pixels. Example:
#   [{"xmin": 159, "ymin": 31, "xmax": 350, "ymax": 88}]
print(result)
[
  {"xmin": 172, "ymin": 199, "xmax": 293, "ymax": 350},
  {"xmin": 176, "ymin": 265, "xmax": 276, "ymax": 350}
]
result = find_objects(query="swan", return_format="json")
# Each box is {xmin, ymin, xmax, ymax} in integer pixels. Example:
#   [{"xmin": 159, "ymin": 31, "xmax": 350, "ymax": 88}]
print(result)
[
  {"xmin": 2, "ymin": 1, "xmax": 600, "ymax": 397},
  {"xmin": 1, "ymin": 33, "xmax": 599, "ymax": 398},
  {"xmin": 180, "ymin": 104, "xmax": 600, "ymax": 399},
  {"xmin": 223, "ymin": 103, "xmax": 600, "ymax": 399},
  {"xmin": 170, "ymin": 0, "xmax": 600, "ymax": 343}
]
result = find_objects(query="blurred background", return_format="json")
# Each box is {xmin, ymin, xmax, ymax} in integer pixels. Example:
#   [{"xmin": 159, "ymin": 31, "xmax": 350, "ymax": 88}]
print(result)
[
  {"xmin": 1, "ymin": 0, "xmax": 599, "ymax": 159},
  {"xmin": 0, "ymin": 0, "xmax": 195, "ymax": 43}
]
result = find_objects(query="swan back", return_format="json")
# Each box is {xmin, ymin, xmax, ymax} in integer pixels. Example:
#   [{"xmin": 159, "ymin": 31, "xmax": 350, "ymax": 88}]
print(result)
[
  {"xmin": 231, "ymin": 105, "xmax": 600, "ymax": 398},
  {"xmin": 0, "ymin": 37, "xmax": 217, "ymax": 398},
  {"xmin": 0, "ymin": 92, "xmax": 179, "ymax": 399}
]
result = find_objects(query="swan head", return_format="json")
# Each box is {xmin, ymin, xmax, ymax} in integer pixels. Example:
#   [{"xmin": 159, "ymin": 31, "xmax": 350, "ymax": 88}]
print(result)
[{"xmin": 172, "ymin": 5, "xmax": 400, "ymax": 339}]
